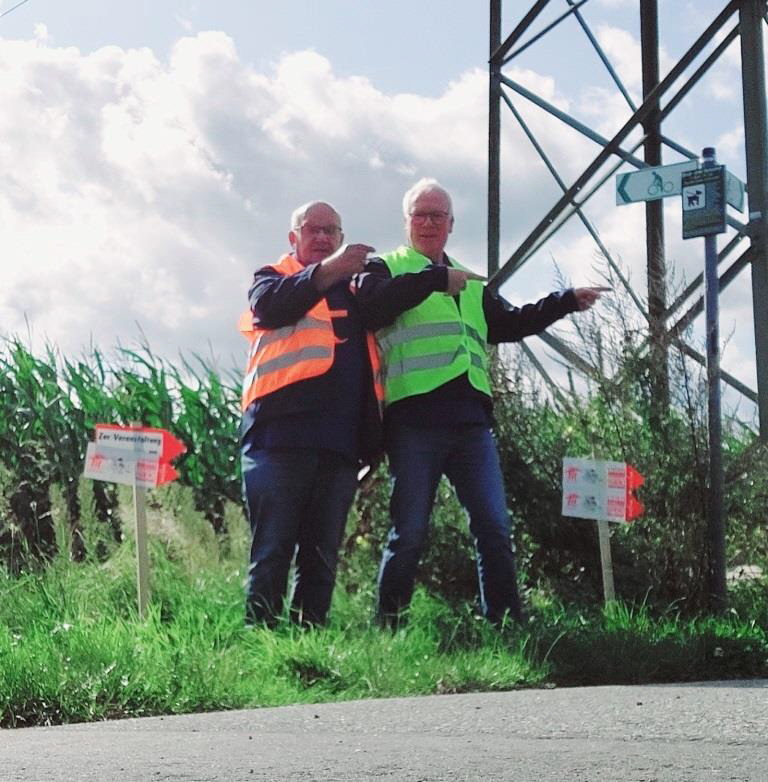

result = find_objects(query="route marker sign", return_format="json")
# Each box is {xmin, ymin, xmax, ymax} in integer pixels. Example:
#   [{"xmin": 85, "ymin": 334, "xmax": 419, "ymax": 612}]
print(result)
[
  {"xmin": 562, "ymin": 458, "xmax": 644, "ymax": 523},
  {"xmin": 616, "ymin": 161, "xmax": 745, "ymax": 210},
  {"xmin": 616, "ymin": 161, "xmax": 697, "ymax": 205},
  {"xmin": 562, "ymin": 457, "xmax": 645, "ymax": 605},
  {"xmin": 94, "ymin": 423, "xmax": 186, "ymax": 462},
  {"xmin": 83, "ymin": 423, "xmax": 187, "ymax": 620},
  {"xmin": 83, "ymin": 444, "xmax": 181, "ymax": 488}
]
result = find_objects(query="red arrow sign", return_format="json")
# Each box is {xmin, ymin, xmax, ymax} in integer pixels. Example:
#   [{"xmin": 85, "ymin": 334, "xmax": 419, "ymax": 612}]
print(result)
[
  {"xmin": 625, "ymin": 465, "xmax": 645, "ymax": 521},
  {"xmin": 154, "ymin": 427, "xmax": 186, "ymax": 463},
  {"xmin": 156, "ymin": 461, "xmax": 180, "ymax": 486}
]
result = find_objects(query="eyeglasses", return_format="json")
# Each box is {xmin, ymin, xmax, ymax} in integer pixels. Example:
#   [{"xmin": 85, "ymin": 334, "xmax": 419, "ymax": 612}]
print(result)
[
  {"xmin": 409, "ymin": 211, "xmax": 451, "ymax": 225},
  {"xmin": 297, "ymin": 224, "xmax": 342, "ymax": 237}
]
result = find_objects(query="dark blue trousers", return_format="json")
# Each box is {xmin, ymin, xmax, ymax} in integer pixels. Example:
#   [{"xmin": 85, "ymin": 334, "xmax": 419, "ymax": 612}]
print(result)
[
  {"xmin": 242, "ymin": 444, "xmax": 357, "ymax": 625},
  {"xmin": 377, "ymin": 424, "xmax": 521, "ymax": 625}
]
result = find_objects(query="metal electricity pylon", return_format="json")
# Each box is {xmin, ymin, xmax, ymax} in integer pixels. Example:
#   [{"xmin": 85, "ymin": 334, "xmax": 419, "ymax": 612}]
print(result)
[{"xmin": 487, "ymin": 0, "xmax": 768, "ymax": 438}]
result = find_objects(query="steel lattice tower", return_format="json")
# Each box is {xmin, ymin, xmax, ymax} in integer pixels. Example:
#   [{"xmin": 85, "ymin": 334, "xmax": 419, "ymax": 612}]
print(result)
[{"xmin": 487, "ymin": 0, "xmax": 768, "ymax": 437}]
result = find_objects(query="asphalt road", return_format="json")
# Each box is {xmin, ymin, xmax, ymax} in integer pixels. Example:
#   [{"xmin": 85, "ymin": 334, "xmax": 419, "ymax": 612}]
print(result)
[{"xmin": 1, "ymin": 680, "xmax": 767, "ymax": 781}]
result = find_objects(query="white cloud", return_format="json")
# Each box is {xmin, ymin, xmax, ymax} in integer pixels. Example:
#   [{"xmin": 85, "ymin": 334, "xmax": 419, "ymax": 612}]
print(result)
[
  {"xmin": 595, "ymin": 25, "xmax": 644, "ymax": 95},
  {"xmin": 0, "ymin": 26, "xmax": 758, "ymax": 417},
  {"xmin": 0, "ymin": 32, "xmax": 587, "ymax": 366},
  {"xmin": 0, "ymin": 36, "xmax": 481, "ymax": 364},
  {"xmin": 716, "ymin": 126, "xmax": 746, "ymax": 172},
  {"xmin": 175, "ymin": 15, "xmax": 194, "ymax": 33},
  {"xmin": 1, "ymin": 34, "xmax": 253, "ymax": 364},
  {"xmin": 33, "ymin": 23, "xmax": 49, "ymax": 43}
]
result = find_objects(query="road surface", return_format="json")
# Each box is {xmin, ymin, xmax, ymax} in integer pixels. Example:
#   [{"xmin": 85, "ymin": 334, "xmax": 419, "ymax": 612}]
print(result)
[{"xmin": 1, "ymin": 680, "xmax": 766, "ymax": 781}]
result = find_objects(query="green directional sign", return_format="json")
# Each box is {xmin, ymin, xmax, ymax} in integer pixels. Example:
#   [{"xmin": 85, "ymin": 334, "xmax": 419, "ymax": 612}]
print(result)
[{"xmin": 616, "ymin": 161, "xmax": 697, "ymax": 205}]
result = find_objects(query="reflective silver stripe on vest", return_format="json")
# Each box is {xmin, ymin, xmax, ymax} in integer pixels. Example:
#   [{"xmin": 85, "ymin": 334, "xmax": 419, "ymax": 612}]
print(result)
[
  {"xmin": 470, "ymin": 351, "xmax": 486, "ymax": 370},
  {"xmin": 242, "ymin": 345, "xmax": 333, "ymax": 391},
  {"xmin": 249, "ymin": 316, "xmax": 329, "ymax": 359},
  {"xmin": 464, "ymin": 323, "xmax": 484, "ymax": 345},
  {"xmin": 384, "ymin": 347, "xmax": 468, "ymax": 380},
  {"xmin": 378, "ymin": 321, "xmax": 463, "ymax": 353}
]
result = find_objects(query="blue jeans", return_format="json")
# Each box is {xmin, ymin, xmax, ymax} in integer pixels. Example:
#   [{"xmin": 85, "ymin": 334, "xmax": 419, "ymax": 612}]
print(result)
[
  {"xmin": 377, "ymin": 424, "xmax": 521, "ymax": 625},
  {"xmin": 242, "ymin": 444, "xmax": 358, "ymax": 626}
]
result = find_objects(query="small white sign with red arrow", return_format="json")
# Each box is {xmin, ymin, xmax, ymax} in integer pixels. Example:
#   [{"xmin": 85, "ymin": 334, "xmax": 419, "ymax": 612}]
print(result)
[
  {"xmin": 562, "ymin": 457, "xmax": 644, "ymax": 523},
  {"xmin": 84, "ymin": 424, "xmax": 186, "ymax": 489}
]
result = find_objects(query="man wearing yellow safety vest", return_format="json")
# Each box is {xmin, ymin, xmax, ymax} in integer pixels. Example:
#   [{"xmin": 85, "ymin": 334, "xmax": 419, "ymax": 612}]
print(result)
[
  {"xmin": 239, "ymin": 201, "xmax": 382, "ymax": 626},
  {"xmin": 356, "ymin": 178, "xmax": 607, "ymax": 626}
]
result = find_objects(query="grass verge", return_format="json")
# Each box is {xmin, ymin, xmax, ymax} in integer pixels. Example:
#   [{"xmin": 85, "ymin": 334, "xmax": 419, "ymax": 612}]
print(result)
[{"xmin": 1, "ymin": 540, "xmax": 766, "ymax": 728}]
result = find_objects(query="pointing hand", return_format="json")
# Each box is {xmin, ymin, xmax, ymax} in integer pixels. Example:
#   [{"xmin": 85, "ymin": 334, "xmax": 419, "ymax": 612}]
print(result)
[
  {"xmin": 573, "ymin": 286, "xmax": 612, "ymax": 311},
  {"xmin": 315, "ymin": 243, "xmax": 376, "ymax": 290},
  {"xmin": 445, "ymin": 269, "xmax": 486, "ymax": 296}
]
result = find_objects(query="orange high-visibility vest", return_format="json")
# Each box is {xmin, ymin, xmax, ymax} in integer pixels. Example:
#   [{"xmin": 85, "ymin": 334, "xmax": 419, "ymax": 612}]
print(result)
[{"xmin": 239, "ymin": 254, "xmax": 383, "ymax": 413}]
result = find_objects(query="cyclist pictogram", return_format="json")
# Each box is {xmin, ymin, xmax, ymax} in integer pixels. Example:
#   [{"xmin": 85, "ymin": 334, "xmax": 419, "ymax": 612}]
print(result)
[{"xmin": 647, "ymin": 172, "xmax": 674, "ymax": 196}]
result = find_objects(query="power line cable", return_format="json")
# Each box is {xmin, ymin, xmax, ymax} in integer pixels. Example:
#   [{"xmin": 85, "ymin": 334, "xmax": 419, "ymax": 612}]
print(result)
[{"xmin": 1, "ymin": 0, "xmax": 32, "ymax": 19}]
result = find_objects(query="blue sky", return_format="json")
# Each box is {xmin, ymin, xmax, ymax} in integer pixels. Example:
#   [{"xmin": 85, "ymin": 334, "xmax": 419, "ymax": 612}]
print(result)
[
  {"xmin": 0, "ymin": 1, "xmax": 491, "ymax": 95},
  {"xmin": 0, "ymin": 0, "xmax": 760, "ymax": 413}
]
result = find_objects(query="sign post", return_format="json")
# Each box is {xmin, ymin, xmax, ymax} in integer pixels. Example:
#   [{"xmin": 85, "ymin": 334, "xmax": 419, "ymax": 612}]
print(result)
[
  {"xmin": 83, "ymin": 423, "xmax": 187, "ymax": 619},
  {"xmin": 132, "ymin": 441, "xmax": 151, "ymax": 621},
  {"xmin": 562, "ymin": 458, "xmax": 644, "ymax": 605},
  {"xmin": 681, "ymin": 147, "xmax": 728, "ymax": 612},
  {"xmin": 596, "ymin": 521, "xmax": 615, "ymax": 603},
  {"xmin": 616, "ymin": 147, "xmax": 741, "ymax": 613}
]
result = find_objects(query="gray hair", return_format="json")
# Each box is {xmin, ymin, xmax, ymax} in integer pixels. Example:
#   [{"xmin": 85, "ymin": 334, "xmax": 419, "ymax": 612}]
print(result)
[
  {"xmin": 290, "ymin": 200, "xmax": 341, "ymax": 230},
  {"xmin": 401, "ymin": 178, "xmax": 453, "ymax": 219}
]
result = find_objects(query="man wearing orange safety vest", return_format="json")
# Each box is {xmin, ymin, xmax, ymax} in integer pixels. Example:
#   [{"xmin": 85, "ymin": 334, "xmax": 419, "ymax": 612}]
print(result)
[{"xmin": 239, "ymin": 201, "xmax": 382, "ymax": 626}]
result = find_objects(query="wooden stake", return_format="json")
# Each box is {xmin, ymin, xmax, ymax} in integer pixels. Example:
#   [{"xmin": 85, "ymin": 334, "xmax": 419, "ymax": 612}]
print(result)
[
  {"xmin": 597, "ymin": 520, "xmax": 616, "ymax": 604},
  {"xmin": 131, "ymin": 421, "xmax": 150, "ymax": 619}
]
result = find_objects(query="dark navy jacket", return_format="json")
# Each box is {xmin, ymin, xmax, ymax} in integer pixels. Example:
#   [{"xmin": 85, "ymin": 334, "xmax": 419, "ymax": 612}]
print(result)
[
  {"xmin": 240, "ymin": 259, "xmax": 382, "ymax": 464},
  {"xmin": 355, "ymin": 255, "xmax": 579, "ymax": 430}
]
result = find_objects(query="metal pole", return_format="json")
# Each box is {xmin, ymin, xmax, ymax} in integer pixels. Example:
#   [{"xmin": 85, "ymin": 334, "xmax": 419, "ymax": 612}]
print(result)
[
  {"xmin": 739, "ymin": 0, "xmax": 768, "ymax": 438},
  {"xmin": 488, "ymin": 0, "xmax": 502, "ymax": 277},
  {"xmin": 701, "ymin": 148, "xmax": 727, "ymax": 613},
  {"xmin": 641, "ymin": 0, "xmax": 670, "ymax": 413}
]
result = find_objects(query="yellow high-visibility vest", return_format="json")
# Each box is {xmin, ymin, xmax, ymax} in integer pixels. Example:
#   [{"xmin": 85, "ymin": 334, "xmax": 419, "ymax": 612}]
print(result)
[{"xmin": 377, "ymin": 245, "xmax": 490, "ymax": 405}]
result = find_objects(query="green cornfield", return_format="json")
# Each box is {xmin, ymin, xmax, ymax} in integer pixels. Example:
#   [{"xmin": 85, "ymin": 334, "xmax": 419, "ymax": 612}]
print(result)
[{"xmin": 0, "ymin": 336, "xmax": 242, "ymax": 572}]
